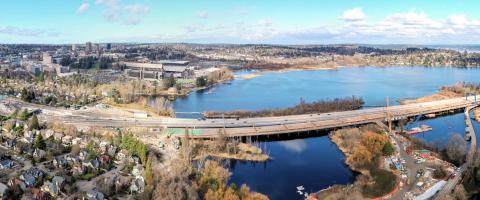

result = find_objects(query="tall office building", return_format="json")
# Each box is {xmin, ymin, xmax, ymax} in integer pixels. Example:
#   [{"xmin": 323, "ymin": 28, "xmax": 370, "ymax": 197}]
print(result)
[
  {"xmin": 72, "ymin": 44, "xmax": 76, "ymax": 51},
  {"xmin": 85, "ymin": 42, "xmax": 92, "ymax": 53},
  {"xmin": 106, "ymin": 43, "xmax": 112, "ymax": 50}
]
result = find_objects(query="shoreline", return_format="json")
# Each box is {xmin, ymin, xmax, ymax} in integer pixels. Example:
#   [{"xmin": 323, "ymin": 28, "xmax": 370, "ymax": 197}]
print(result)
[
  {"xmin": 191, "ymin": 141, "xmax": 270, "ymax": 162},
  {"xmin": 311, "ymin": 126, "xmax": 399, "ymax": 200},
  {"xmin": 230, "ymin": 63, "xmax": 478, "ymax": 75}
]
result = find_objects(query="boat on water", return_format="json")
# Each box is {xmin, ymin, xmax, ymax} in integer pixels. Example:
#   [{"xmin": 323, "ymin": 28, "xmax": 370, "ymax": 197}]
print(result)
[{"xmin": 407, "ymin": 125, "xmax": 432, "ymax": 135}]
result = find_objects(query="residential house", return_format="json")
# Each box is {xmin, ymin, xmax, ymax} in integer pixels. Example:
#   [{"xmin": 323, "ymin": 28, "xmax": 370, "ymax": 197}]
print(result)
[
  {"xmin": 30, "ymin": 188, "xmax": 50, "ymax": 200},
  {"xmin": 53, "ymin": 156, "xmax": 68, "ymax": 169},
  {"xmin": 85, "ymin": 188, "xmax": 104, "ymax": 200},
  {"xmin": 98, "ymin": 155, "xmax": 111, "ymax": 166},
  {"xmin": 99, "ymin": 142, "xmax": 108, "ymax": 153},
  {"xmin": 129, "ymin": 176, "xmax": 145, "ymax": 193},
  {"xmin": 79, "ymin": 150, "xmax": 89, "ymax": 161},
  {"xmin": 3, "ymin": 138, "xmax": 16, "ymax": 149},
  {"xmin": 131, "ymin": 164, "xmax": 143, "ymax": 177},
  {"xmin": 33, "ymin": 149, "xmax": 46, "ymax": 159},
  {"xmin": 53, "ymin": 133, "xmax": 64, "ymax": 141},
  {"xmin": 0, "ymin": 182, "xmax": 7, "ymax": 198},
  {"xmin": 66, "ymin": 154, "xmax": 80, "ymax": 165},
  {"xmin": 52, "ymin": 176, "xmax": 65, "ymax": 189},
  {"xmin": 71, "ymin": 163, "xmax": 86, "ymax": 176},
  {"xmin": 43, "ymin": 129, "xmax": 54, "ymax": 139},
  {"xmin": 23, "ymin": 131, "xmax": 35, "ymax": 143},
  {"xmin": 131, "ymin": 156, "xmax": 140, "ymax": 164},
  {"xmin": 41, "ymin": 176, "xmax": 65, "ymax": 197},
  {"xmin": 62, "ymin": 135, "xmax": 73, "ymax": 145},
  {"xmin": 106, "ymin": 145, "xmax": 117, "ymax": 157},
  {"xmin": 19, "ymin": 174, "xmax": 37, "ymax": 188},
  {"xmin": 72, "ymin": 137, "xmax": 83, "ymax": 146},
  {"xmin": 8, "ymin": 177, "xmax": 26, "ymax": 191},
  {"xmin": 19, "ymin": 167, "xmax": 44, "ymax": 188},
  {"xmin": 83, "ymin": 158, "xmax": 100, "ymax": 170},
  {"xmin": 15, "ymin": 121, "xmax": 25, "ymax": 130},
  {"xmin": 115, "ymin": 149, "xmax": 128, "ymax": 161},
  {"xmin": 0, "ymin": 159, "xmax": 15, "ymax": 169}
]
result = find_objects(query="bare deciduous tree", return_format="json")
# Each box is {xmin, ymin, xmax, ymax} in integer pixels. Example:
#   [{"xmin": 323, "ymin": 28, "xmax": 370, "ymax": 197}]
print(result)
[{"xmin": 446, "ymin": 134, "xmax": 466, "ymax": 165}]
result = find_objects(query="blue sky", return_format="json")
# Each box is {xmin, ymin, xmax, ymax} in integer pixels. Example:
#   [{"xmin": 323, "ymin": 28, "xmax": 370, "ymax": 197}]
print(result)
[{"xmin": 1, "ymin": 0, "xmax": 480, "ymax": 44}]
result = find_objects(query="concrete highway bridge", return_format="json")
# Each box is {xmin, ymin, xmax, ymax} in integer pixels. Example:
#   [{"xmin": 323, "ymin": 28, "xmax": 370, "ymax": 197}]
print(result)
[
  {"xmin": 167, "ymin": 96, "xmax": 478, "ymax": 138},
  {"xmin": 2, "ymin": 96, "xmax": 478, "ymax": 139}
]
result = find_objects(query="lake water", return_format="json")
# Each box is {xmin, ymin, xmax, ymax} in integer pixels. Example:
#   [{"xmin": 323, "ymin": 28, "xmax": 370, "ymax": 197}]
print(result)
[
  {"xmin": 409, "ymin": 113, "xmax": 466, "ymax": 149},
  {"xmin": 173, "ymin": 66, "xmax": 480, "ymax": 200}
]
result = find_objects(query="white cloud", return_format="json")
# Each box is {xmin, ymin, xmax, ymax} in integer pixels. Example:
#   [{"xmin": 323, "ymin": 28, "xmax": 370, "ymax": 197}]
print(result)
[
  {"xmin": 448, "ymin": 14, "xmax": 469, "ymax": 26},
  {"xmin": 339, "ymin": 8, "xmax": 366, "ymax": 22},
  {"xmin": 95, "ymin": 8, "xmax": 480, "ymax": 44},
  {"xmin": 256, "ymin": 19, "xmax": 273, "ymax": 27},
  {"xmin": 90, "ymin": 0, "xmax": 149, "ymax": 25},
  {"xmin": 0, "ymin": 26, "xmax": 60, "ymax": 37},
  {"xmin": 77, "ymin": 3, "xmax": 90, "ymax": 14},
  {"xmin": 125, "ymin": 4, "xmax": 150, "ymax": 14},
  {"xmin": 195, "ymin": 11, "xmax": 209, "ymax": 19}
]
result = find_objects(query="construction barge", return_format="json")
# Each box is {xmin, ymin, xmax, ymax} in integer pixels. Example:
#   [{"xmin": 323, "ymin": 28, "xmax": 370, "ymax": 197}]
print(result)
[{"xmin": 406, "ymin": 125, "xmax": 433, "ymax": 135}]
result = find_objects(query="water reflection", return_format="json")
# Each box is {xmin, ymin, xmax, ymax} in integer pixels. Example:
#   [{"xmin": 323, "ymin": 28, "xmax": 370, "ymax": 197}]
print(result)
[
  {"xmin": 172, "ymin": 67, "xmax": 480, "ymax": 199},
  {"xmin": 409, "ymin": 112, "xmax": 466, "ymax": 149},
  {"xmin": 278, "ymin": 139, "xmax": 308, "ymax": 153}
]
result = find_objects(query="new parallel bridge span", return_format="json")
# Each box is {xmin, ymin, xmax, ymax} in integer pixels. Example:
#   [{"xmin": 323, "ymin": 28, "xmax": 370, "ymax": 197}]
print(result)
[{"xmin": 166, "ymin": 96, "xmax": 479, "ymax": 138}]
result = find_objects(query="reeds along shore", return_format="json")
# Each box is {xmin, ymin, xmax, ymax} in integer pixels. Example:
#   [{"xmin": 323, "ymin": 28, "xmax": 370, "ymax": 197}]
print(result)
[{"xmin": 205, "ymin": 96, "xmax": 364, "ymax": 118}]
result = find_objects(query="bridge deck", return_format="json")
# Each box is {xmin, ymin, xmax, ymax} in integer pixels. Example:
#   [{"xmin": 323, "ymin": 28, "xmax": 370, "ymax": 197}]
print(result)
[{"xmin": 169, "ymin": 96, "xmax": 478, "ymax": 138}]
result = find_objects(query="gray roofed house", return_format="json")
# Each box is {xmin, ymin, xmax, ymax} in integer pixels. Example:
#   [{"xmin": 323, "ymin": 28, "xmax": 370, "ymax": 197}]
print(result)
[
  {"xmin": 20, "ymin": 174, "xmax": 36, "ymax": 187},
  {"xmin": 86, "ymin": 188, "xmax": 105, "ymax": 200},
  {"xmin": 0, "ymin": 159, "xmax": 14, "ymax": 169},
  {"xmin": 20, "ymin": 167, "xmax": 44, "ymax": 187},
  {"xmin": 0, "ymin": 182, "xmax": 7, "ymax": 198}
]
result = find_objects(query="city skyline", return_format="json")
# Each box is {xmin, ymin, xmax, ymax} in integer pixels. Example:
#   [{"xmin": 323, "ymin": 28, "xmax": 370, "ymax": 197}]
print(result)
[{"xmin": 2, "ymin": 0, "xmax": 480, "ymax": 44}]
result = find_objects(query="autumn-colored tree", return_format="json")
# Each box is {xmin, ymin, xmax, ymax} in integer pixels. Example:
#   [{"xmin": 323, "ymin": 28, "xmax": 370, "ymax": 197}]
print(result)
[
  {"xmin": 144, "ymin": 156, "xmax": 154, "ymax": 185},
  {"xmin": 349, "ymin": 145, "xmax": 373, "ymax": 167},
  {"xmin": 198, "ymin": 160, "xmax": 230, "ymax": 193},
  {"xmin": 198, "ymin": 161, "xmax": 269, "ymax": 200},
  {"xmin": 361, "ymin": 131, "xmax": 388, "ymax": 155}
]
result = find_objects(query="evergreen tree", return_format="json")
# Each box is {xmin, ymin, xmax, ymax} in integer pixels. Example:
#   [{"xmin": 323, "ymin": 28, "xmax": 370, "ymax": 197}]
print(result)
[
  {"xmin": 29, "ymin": 114, "xmax": 39, "ymax": 130},
  {"xmin": 34, "ymin": 134, "xmax": 46, "ymax": 150},
  {"xmin": 19, "ymin": 109, "xmax": 29, "ymax": 121},
  {"xmin": 196, "ymin": 76, "xmax": 208, "ymax": 87}
]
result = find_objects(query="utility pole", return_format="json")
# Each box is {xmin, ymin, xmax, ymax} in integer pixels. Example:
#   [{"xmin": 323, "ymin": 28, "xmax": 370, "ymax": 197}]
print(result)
[
  {"xmin": 222, "ymin": 113, "xmax": 226, "ymax": 134},
  {"xmin": 386, "ymin": 96, "xmax": 392, "ymax": 133}
]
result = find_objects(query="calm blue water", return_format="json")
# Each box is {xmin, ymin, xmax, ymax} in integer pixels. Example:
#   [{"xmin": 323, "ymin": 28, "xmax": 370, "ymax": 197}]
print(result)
[
  {"xmin": 409, "ymin": 113, "xmax": 466, "ymax": 149},
  {"xmin": 174, "ymin": 67, "xmax": 480, "ymax": 112},
  {"xmin": 173, "ymin": 66, "xmax": 480, "ymax": 200},
  {"xmin": 229, "ymin": 137, "xmax": 354, "ymax": 200}
]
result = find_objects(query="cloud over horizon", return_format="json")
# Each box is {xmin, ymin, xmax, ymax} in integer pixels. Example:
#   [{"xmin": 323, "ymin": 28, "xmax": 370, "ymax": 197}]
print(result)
[
  {"xmin": 77, "ymin": 3, "xmax": 90, "ymax": 14},
  {"xmin": 4, "ymin": 1, "xmax": 480, "ymax": 44}
]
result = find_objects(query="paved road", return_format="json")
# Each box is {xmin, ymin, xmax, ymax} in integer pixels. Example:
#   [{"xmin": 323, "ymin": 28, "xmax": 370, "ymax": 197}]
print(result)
[
  {"xmin": 390, "ymin": 134, "xmax": 421, "ymax": 200},
  {"xmin": 1, "ymin": 96, "xmax": 479, "ymax": 138}
]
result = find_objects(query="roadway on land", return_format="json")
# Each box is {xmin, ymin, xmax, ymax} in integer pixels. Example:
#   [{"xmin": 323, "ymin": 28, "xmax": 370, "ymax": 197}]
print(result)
[
  {"xmin": 1, "ymin": 96, "xmax": 478, "ymax": 138},
  {"xmin": 434, "ymin": 105, "xmax": 478, "ymax": 199}
]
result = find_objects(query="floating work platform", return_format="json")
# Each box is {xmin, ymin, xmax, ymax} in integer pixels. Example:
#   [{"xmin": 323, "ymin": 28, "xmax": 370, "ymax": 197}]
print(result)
[{"xmin": 407, "ymin": 125, "xmax": 432, "ymax": 135}]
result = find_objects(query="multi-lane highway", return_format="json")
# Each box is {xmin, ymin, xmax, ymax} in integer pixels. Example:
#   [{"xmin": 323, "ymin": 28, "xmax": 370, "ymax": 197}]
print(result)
[{"xmin": 2, "ymin": 96, "xmax": 478, "ymax": 138}]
